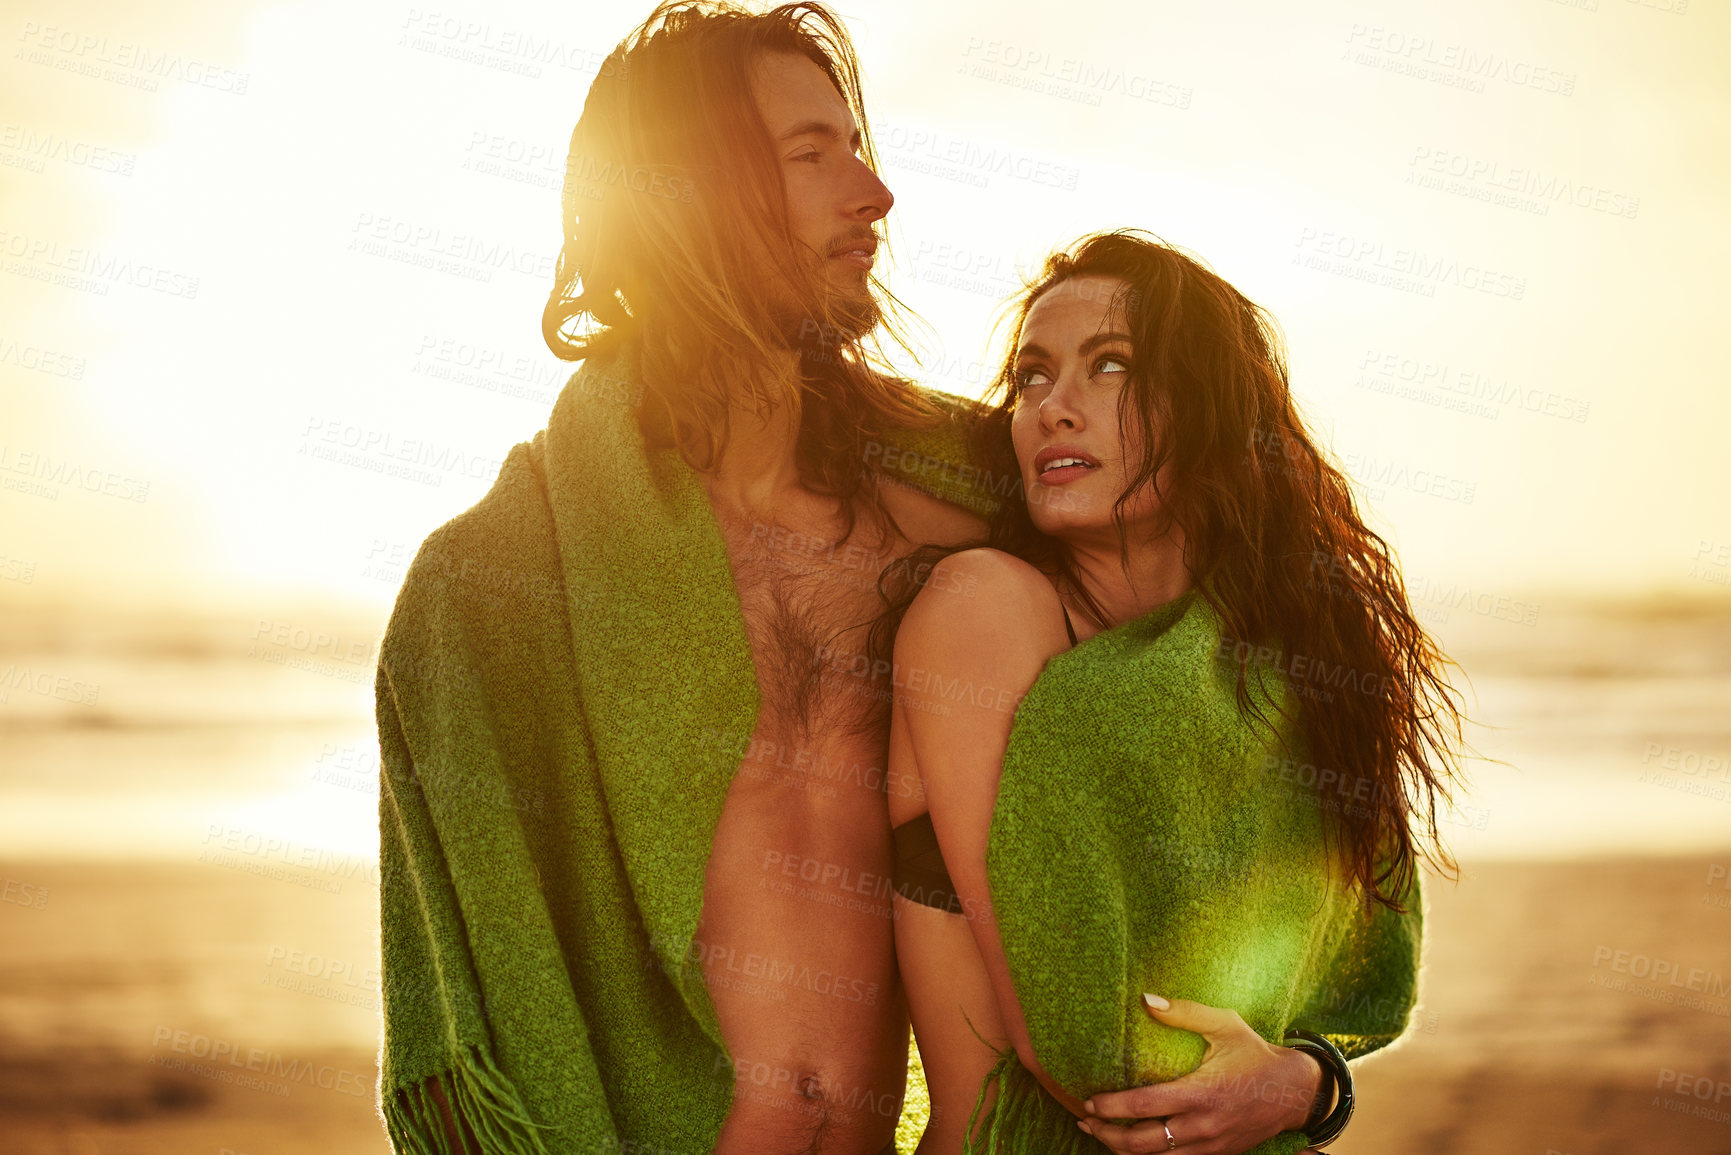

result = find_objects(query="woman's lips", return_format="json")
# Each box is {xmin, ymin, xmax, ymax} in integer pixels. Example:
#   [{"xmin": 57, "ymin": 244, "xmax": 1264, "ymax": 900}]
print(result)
[{"xmin": 1035, "ymin": 463, "xmax": 1097, "ymax": 486}]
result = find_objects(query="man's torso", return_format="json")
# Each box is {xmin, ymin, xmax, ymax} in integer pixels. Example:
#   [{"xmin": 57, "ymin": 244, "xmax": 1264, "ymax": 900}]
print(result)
[{"xmin": 696, "ymin": 472, "xmax": 982, "ymax": 1155}]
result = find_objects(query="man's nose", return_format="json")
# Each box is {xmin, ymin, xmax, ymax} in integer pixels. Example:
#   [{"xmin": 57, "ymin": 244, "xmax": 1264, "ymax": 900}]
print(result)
[{"xmin": 850, "ymin": 156, "xmax": 893, "ymax": 221}]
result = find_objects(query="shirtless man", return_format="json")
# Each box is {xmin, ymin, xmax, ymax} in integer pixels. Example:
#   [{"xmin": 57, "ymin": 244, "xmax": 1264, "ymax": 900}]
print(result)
[
  {"xmin": 689, "ymin": 49, "xmax": 984, "ymax": 1155},
  {"xmin": 412, "ymin": 6, "xmax": 981, "ymax": 1152},
  {"xmin": 638, "ymin": 31, "xmax": 989, "ymax": 1152},
  {"xmin": 405, "ymin": 4, "xmax": 1323, "ymax": 1153}
]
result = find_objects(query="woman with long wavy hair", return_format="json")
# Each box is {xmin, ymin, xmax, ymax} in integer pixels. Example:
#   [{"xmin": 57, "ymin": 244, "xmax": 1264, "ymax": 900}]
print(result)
[{"xmin": 869, "ymin": 229, "xmax": 1467, "ymax": 1155}]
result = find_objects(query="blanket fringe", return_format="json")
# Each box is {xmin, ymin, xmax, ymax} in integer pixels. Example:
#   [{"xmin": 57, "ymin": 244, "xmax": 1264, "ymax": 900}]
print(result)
[
  {"xmin": 962, "ymin": 1048, "xmax": 1099, "ymax": 1155},
  {"xmin": 384, "ymin": 1041, "xmax": 557, "ymax": 1155}
]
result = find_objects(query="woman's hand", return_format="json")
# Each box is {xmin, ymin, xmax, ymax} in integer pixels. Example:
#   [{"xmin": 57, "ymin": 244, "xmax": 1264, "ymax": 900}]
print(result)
[{"xmin": 1075, "ymin": 994, "xmax": 1324, "ymax": 1155}]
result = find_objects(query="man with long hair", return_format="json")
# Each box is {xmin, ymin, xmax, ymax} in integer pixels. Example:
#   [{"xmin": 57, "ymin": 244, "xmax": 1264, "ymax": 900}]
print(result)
[
  {"xmin": 378, "ymin": 4, "xmax": 996, "ymax": 1154},
  {"xmin": 374, "ymin": 5, "xmax": 1331, "ymax": 1154},
  {"xmin": 535, "ymin": 2, "xmax": 989, "ymax": 1151}
]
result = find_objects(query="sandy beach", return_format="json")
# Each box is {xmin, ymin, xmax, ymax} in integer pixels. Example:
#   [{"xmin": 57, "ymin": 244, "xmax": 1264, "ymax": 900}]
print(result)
[{"xmin": 1, "ymin": 852, "xmax": 1727, "ymax": 1154}]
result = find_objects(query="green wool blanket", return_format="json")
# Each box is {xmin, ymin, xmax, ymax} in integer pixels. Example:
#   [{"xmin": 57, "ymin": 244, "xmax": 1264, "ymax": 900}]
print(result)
[
  {"xmin": 963, "ymin": 588, "xmax": 1423, "ymax": 1155},
  {"xmin": 374, "ymin": 345, "xmax": 1001, "ymax": 1154}
]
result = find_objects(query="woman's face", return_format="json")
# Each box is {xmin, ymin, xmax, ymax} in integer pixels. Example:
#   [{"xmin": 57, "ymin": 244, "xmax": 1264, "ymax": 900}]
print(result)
[{"xmin": 1009, "ymin": 273, "xmax": 1167, "ymax": 542}]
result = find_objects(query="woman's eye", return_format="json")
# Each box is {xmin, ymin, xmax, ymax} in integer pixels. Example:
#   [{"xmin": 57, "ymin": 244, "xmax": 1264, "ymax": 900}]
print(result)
[
  {"xmin": 1014, "ymin": 367, "xmax": 1050, "ymax": 388},
  {"xmin": 1094, "ymin": 356, "xmax": 1129, "ymax": 376}
]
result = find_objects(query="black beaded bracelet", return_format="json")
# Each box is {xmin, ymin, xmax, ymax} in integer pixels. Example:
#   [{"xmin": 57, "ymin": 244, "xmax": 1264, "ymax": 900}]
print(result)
[
  {"xmin": 1297, "ymin": 1044, "xmax": 1335, "ymax": 1134},
  {"xmin": 1282, "ymin": 1029, "xmax": 1355, "ymax": 1149}
]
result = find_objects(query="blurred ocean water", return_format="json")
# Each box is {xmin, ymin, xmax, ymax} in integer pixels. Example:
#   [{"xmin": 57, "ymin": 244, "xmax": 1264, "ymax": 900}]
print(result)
[
  {"xmin": 3, "ymin": 595, "xmax": 1727, "ymax": 865},
  {"xmin": 0, "ymin": 604, "xmax": 383, "ymax": 864}
]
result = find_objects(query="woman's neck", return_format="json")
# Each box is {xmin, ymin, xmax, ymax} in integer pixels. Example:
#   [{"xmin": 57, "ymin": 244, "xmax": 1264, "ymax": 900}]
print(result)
[{"xmin": 1059, "ymin": 526, "xmax": 1191, "ymax": 632}]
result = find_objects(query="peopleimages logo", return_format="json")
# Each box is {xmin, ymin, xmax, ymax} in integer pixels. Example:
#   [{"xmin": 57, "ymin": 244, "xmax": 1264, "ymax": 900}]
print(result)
[
  {"xmin": 15, "ymin": 21, "xmax": 251, "ymax": 95},
  {"xmin": 198, "ymin": 825, "xmax": 380, "ymax": 892},
  {"xmin": 1342, "ymin": 24, "xmax": 1576, "ymax": 96},
  {"xmin": 1294, "ymin": 227, "xmax": 1526, "ymax": 301},
  {"xmin": 0, "ymin": 662, "xmax": 100, "ymax": 706},
  {"xmin": 0, "ymin": 125, "xmax": 137, "ymax": 175},
  {"xmin": 0, "ymin": 444, "xmax": 149, "ymax": 503},
  {"xmin": 1407, "ymin": 146, "xmax": 1639, "ymax": 220},
  {"xmin": 149, "ymin": 1026, "xmax": 369, "ymax": 1097},
  {"xmin": 1589, "ymin": 945, "xmax": 1731, "ymax": 1010},
  {"xmin": 299, "ymin": 416, "xmax": 506, "ymax": 488},
  {"xmin": 0, "ymin": 334, "xmax": 87, "ymax": 379},
  {"xmin": 874, "ymin": 121, "xmax": 1081, "ymax": 191},
  {"xmin": 1355, "ymin": 348, "xmax": 1590, "ymax": 424},
  {"xmin": 0, "ymin": 228, "xmax": 199, "ymax": 299},
  {"xmin": 958, "ymin": 37, "xmax": 1194, "ymax": 110}
]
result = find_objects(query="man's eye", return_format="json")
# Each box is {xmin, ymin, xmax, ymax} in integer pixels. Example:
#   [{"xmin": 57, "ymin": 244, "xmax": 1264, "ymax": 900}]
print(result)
[{"xmin": 792, "ymin": 151, "xmax": 822, "ymax": 164}]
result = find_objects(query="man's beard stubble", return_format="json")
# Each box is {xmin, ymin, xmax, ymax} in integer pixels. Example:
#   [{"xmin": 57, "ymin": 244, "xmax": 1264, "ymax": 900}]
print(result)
[{"xmin": 775, "ymin": 261, "xmax": 882, "ymax": 359}]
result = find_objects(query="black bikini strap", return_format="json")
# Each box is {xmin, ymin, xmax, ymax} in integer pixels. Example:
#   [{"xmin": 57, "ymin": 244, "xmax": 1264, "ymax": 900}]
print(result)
[
  {"xmin": 1061, "ymin": 602, "xmax": 1078, "ymax": 646},
  {"xmin": 891, "ymin": 812, "xmax": 965, "ymax": 915}
]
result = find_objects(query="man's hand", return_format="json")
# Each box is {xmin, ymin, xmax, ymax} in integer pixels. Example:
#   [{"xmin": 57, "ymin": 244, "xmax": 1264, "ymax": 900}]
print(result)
[{"xmin": 1074, "ymin": 994, "xmax": 1324, "ymax": 1155}]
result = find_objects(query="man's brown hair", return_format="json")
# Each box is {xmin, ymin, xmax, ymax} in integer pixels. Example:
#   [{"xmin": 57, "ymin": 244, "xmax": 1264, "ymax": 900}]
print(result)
[{"xmin": 544, "ymin": 1, "xmax": 945, "ymax": 523}]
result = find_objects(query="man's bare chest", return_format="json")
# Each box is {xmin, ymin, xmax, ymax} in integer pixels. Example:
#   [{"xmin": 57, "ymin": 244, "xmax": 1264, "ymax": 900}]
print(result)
[{"xmin": 718, "ymin": 514, "xmax": 900, "ymax": 745}]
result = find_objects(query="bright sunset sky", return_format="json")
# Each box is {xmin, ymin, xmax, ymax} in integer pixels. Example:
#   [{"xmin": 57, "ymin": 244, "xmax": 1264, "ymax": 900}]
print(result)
[{"xmin": 3, "ymin": 0, "xmax": 1727, "ymax": 615}]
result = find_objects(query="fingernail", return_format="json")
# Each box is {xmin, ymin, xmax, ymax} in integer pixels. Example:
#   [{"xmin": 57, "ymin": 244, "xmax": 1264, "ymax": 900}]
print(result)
[
  {"xmin": 1143, "ymin": 992, "xmax": 1170, "ymax": 1011},
  {"xmin": 1076, "ymin": 1120, "xmax": 1089, "ymax": 1133},
  {"xmin": 1082, "ymin": 1098, "xmax": 1096, "ymax": 1115}
]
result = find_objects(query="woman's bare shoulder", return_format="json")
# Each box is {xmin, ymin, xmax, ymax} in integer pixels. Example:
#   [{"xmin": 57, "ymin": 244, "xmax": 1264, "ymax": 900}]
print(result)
[
  {"xmin": 902, "ymin": 548, "xmax": 1069, "ymax": 655},
  {"xmin": 930, "ymin": 547, "xmax": 1050, "ymax": 594}
]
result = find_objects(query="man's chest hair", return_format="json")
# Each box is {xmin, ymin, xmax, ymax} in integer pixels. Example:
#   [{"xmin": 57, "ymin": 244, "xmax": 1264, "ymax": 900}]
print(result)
[{"xmin": 720, "ymin": 513, "xmax": 898, "ymax": 747}]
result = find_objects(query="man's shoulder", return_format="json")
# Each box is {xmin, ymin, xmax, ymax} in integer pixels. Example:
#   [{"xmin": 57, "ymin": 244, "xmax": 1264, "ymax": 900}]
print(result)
[
  {"xmin": 878, "ymin": 467, "xmax": 988, "ymax": 547},
  {"xmin": 866, "ymin": 379, "xmax": 1008, "ymax": 521},
  {"xmin": 385, "ymin": 434, "xmax": 567, "ymax": 642},
  {"xmin": 409, "ymin": 437, "xmax": 550, "ymax": 569},
  {"xmin": 895, "ymin": 379, "xmax": 996, "ymax": 423}
]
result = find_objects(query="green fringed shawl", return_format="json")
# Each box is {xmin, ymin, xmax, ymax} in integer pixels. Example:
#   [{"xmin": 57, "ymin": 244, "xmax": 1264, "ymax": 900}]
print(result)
[
  {"xmin": 963, "ymin": 590, "xmax": 1423, "ymax": 1155},
  {"xmin": 374, "ymin": 346, "xmax": 1003, "ymax": 1153}
]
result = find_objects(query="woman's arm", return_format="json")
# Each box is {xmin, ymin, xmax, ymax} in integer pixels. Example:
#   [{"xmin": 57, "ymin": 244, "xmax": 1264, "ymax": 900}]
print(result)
[{"xmin": 895, "ymin": 547, "xmax": 1091, "ymax": 1115}]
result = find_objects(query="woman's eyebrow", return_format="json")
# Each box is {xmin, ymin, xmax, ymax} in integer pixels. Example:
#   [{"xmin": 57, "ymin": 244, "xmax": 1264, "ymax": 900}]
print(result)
[
  {"xmin": 1078, "ymin": 332, "xmax": 1133, "ymax": 353},
  {"xmin": 1017, "ymin": 332, "xmax": 1132, "ymax": 360}
]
